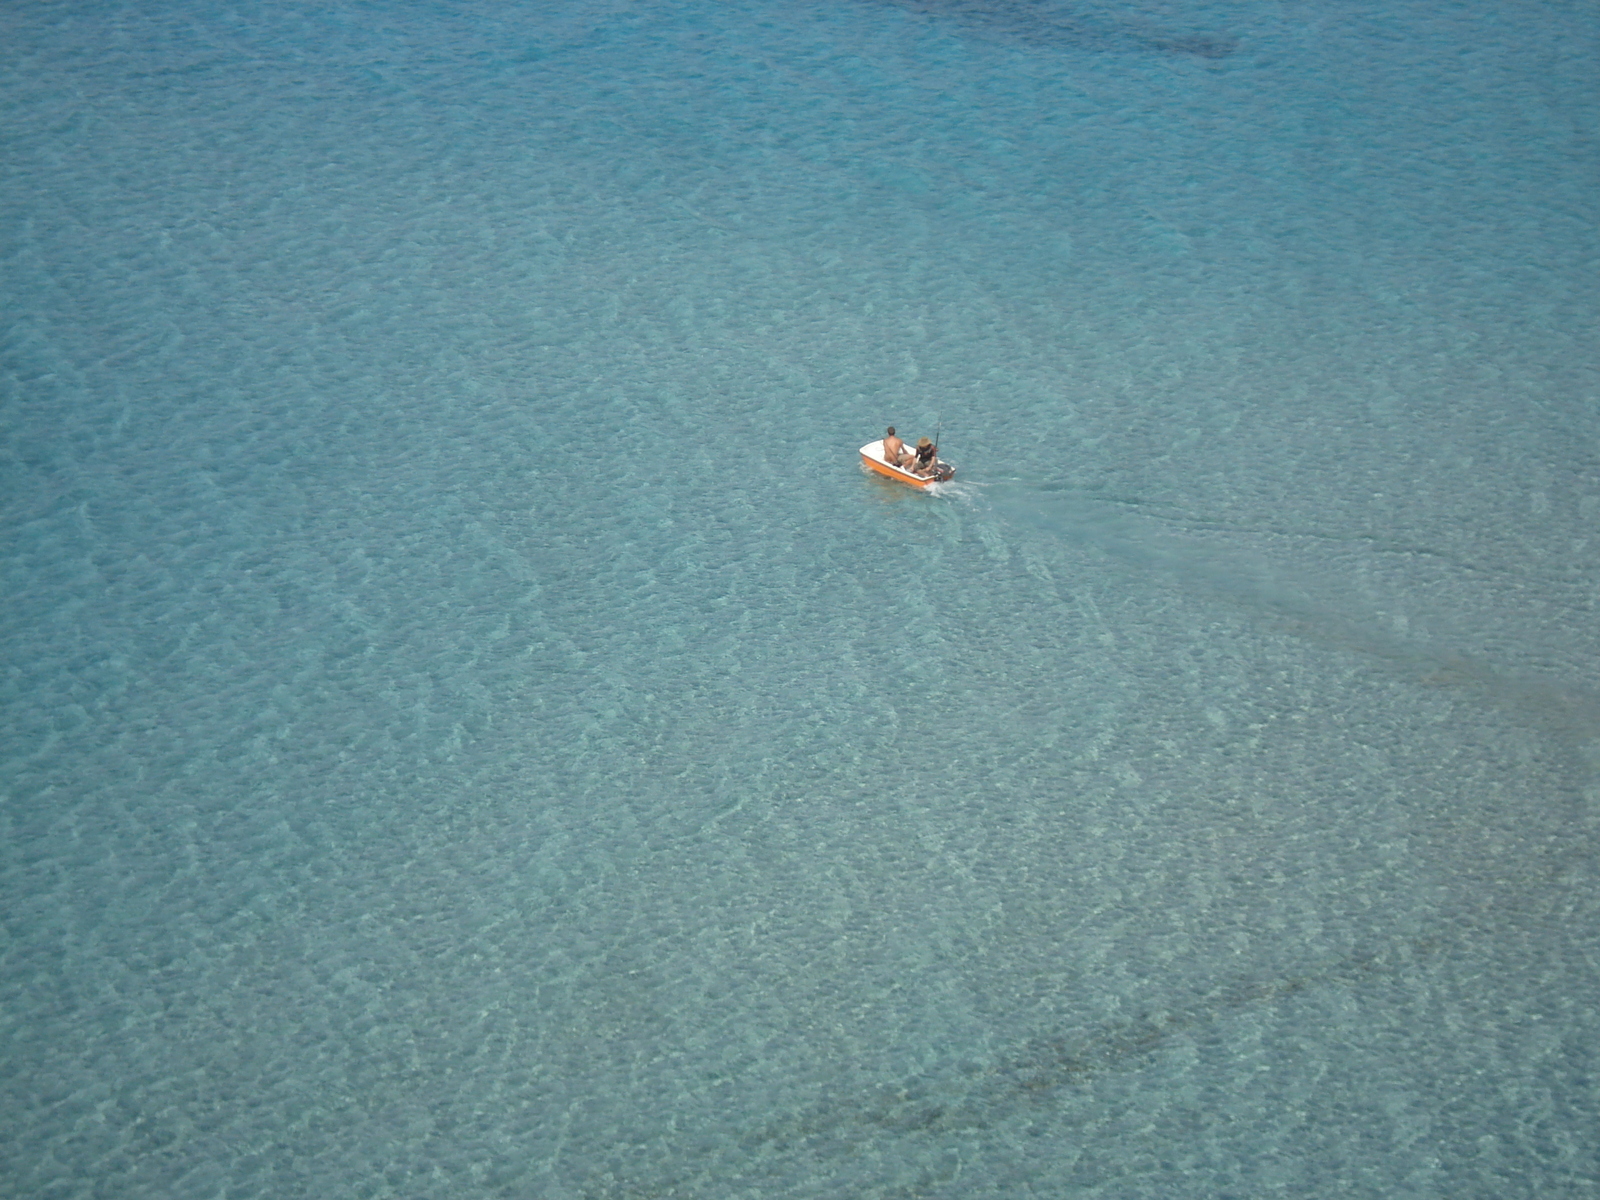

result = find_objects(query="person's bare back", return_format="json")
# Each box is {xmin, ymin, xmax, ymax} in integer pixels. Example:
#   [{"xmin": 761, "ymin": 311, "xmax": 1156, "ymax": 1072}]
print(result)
[{"xmin": 882, "ymin": 426, "xmax": 910, "ymax": 466}]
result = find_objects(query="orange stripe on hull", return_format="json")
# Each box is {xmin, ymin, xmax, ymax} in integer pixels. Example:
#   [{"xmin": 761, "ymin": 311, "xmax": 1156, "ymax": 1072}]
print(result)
[{"xmin": 860, "ymin": 452, "xmax": 937, "ymax": 488}]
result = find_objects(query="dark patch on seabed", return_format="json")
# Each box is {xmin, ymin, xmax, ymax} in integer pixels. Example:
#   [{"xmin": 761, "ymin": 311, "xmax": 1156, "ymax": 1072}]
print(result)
[
  {"xmin": 741, "ymin": 939, "xmax": 1438, "ymax": 1151},
  {"xmin": 880, "ymin": 0, "xmax": 1239, "ymax": 59},
  {"xmin": 583, "ymin": 937, "xmax": 1442, "ymax": 1199}
]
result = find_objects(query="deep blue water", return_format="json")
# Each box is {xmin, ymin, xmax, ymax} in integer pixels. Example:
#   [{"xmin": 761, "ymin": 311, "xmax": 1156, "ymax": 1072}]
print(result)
[{"xmin": 3, "ymin": 0, "xmax": 1597, "ymax": 1196}]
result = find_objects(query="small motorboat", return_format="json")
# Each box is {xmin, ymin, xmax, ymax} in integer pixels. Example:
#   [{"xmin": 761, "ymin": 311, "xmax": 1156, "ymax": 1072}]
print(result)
[{"xmin": 859, "ymin": 438, "xmax": 955, "ymax": 488}]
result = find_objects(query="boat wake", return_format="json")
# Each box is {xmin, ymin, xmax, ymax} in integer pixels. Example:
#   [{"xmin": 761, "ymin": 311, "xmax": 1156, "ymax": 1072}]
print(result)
[{"xmin": 923, "ymin": 479, "xmax": 985, "ymax": 504}]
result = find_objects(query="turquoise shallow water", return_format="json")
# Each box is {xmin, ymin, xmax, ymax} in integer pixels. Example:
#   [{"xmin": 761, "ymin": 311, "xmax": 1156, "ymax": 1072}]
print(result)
[{"xmin": 3, "ymin": 0, "xmax": 1598, "ymax": 1196}]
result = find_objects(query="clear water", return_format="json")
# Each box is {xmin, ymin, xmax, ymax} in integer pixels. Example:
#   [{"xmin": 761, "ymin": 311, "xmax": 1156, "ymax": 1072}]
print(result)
[{"xmin": 3, "ymin": 0, "xmax": 1597, "ymax": 1196}]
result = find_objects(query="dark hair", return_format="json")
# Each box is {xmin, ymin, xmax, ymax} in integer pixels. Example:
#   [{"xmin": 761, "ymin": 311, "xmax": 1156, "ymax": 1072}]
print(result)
[{"xmin": 886, "ymin": 426, "xmax": 896, "ymax": 436}]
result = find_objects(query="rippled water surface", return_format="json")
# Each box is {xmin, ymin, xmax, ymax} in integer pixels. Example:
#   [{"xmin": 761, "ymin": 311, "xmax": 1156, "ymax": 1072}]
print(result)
[{"xmin": 3, "ymin": 0, "xmax": 1597, "ymax": 1196}]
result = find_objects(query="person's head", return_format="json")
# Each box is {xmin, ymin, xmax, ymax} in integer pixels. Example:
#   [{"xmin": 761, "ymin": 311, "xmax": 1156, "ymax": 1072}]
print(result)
[
  {"xmin": 918, "ymin": 437, "xmax": 932, "ymax": 449},
  {"xmin": 886, "ymin": 426, "xmax": 896, "ymax": 436}
]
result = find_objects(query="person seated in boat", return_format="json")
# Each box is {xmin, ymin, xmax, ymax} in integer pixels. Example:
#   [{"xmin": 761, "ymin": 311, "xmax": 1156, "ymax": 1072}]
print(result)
[
  {"xmin": 882, "ymin": 426, "xmax": 912, "ymax": 467},
  {"xmin": 911, "ymin": 436, "xmax": 939, "ymax": 475}
]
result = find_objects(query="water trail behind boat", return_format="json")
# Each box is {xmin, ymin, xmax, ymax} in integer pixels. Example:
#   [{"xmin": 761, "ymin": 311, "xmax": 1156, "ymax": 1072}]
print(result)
[{"xmin": 986, "ymin": 480, "xmax": 1600, "ymax": 760}]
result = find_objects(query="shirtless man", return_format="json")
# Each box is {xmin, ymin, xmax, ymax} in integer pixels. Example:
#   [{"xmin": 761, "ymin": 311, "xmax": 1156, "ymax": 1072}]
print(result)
[{"xmin": 882, "ymin": 426, "xmax": 912, "ymax": 467}]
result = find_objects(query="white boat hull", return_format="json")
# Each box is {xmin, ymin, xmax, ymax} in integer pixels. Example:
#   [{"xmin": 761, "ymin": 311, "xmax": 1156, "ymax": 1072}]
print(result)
[{"xmin": 859, "ymin": 439, "xmax": 953, "ymax": 487}]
